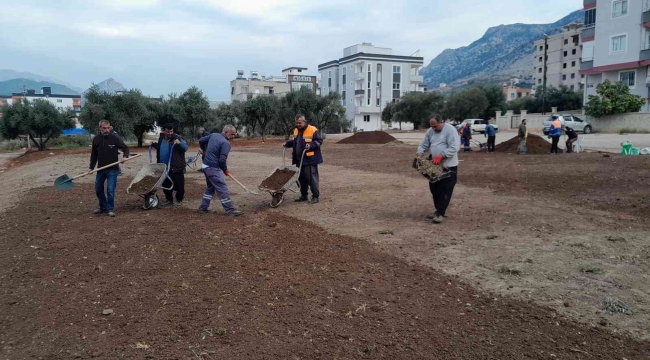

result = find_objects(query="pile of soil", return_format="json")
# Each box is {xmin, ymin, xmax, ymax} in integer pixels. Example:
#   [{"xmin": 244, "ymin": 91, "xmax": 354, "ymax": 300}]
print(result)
[
  {"xmin": 259, "ymin": 168, "xmax": 296, "ymax": 191},
  {"xmin": 338, "ymin": 131, "xmax": 397, "ymax": 144},
  {"xmin": 494, "ymin": 133, "xmax": 551, "ymax": 154},
  {"xmin": 129, "ymin": 175, "xmax": 158, "ymax": 193}
]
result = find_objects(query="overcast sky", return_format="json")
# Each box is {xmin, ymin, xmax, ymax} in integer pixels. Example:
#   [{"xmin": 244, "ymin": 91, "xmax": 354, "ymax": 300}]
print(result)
[{"xmin": 0, "ymin": 0, "xmax": 581, "ymax": 100}]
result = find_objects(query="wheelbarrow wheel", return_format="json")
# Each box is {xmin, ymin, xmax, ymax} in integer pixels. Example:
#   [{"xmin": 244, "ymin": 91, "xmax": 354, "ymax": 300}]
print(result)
[
  {"xmin": 143, "ymin": 194, "xmax": 159, "ymax": 210},
  {"xmin": 270, "ymin": 192, "xmax": 284, "ymax": 208}
]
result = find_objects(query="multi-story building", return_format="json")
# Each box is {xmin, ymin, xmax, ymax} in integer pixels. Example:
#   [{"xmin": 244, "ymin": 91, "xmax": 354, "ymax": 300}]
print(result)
[
  {"xmin": 532, "ymin": 23, "xmax": 584, "ymax": 93},
  {"xmin": 230, "ymin": 67, "xmax": 317, "ymax": 102},
  {"xmin": 11, "ymin": 87, "xmax": 81, "ymax": 115},
  {"xmin": 318, "ymin": 43, "xmax": 424, "ymax": 131},
  {"xmin": 580, "ymin": 0, "xmax": 649, "ymax": 112}
]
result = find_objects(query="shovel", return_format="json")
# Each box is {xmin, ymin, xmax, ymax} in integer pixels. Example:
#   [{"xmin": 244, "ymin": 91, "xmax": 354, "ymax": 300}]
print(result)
[
  {"xmin": 227, "ymin": 173, "xmax": 261, "ymax": 195},
  {"xmin": 54, "ymin": 154, "xmax": 142, "ymax": 191}
]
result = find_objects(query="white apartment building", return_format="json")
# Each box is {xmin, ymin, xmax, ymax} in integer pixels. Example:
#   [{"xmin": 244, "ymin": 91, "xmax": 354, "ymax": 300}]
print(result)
[
  {"xmin": 532, "ymin": 23, "xmax": 584, "ymax": 92},
  {"xmin": 230, "ymin": 67, "xmax": 317, "ymax": 102},
  {"xmin": 318, "ymin": 43, "xmax": 424, "ymax": 131},
  {"xmin": 580, "ymin": 0, "xmax": 650, "ymax": 112}
]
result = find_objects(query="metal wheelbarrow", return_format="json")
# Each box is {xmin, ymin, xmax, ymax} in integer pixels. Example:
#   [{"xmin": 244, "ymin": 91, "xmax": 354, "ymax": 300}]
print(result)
[
  {"xmin": 258, "ymin": 148, "xmax": 305, "ymax": 208},
  {"xmin": 126, "ymin": 144, "xmax": 175, "ymax": 210}
]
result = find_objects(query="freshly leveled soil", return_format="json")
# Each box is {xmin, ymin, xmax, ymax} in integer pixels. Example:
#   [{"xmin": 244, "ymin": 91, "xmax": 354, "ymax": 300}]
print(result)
[
  {"xmin": 337, "ymin": 131, "xmax": 397, "ymax": 144},
  {"xmin": 129, "ymin": 175, "xmax": 159, "ymax": 194},
  {"xmin": 494, "ymin": 133, "xmax": 551, "ymax": 154},
  {"xmin": 259, "ymin": 168, "xmax": 296, "ymax": 191},
  {"xmin": 1, "ymin": 184, "xmax": 649, "ymax": 358}
]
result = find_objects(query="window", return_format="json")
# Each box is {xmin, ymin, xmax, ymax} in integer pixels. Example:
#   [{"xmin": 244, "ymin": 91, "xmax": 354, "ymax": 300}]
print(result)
[
  {"xmin": 392, "ymin": 65, "xmax": 401, "ymax": 100},
  {"xmin": 538, "ymin": 79, "xmax": 542, "ymax": 84},
  {"xmin": 570, "ymin": 84, "xmax": 575, "ymax": 90},
  {"xmin": 581, "ymin": 74, "xmax": 585, "ymax": 78},
  {"xmin": 612, "ymin": 0, "xmax": 628, "ymax": 18},
  {"xmin": 342, "ymin": 67, "xmax": 346, "ymax": 85},
  {"xmin": 367, "ymin": 89, "xmax": 371, "ymax": 105},
  {"xmin": 584, "ymin": 8, "xmax": 596, "ymax": 27},
  {"xmin": 392, "ymin": 83, "xmax": 400, "ymax": 90},
  {"xmin": 563, "ymin": 51, "xmax": 567, "ymax": 57},
  {"xmin": 231, "ymin": 87, "xmax": 234, "ymax": 95},
  {"xmin": 367, "ymin": 64, "xmax": 372, "ymax": 106},
  {"xmin": 510, "ymin": 93, "xmax": 515, "ymax": 99},
  {"xmin": 562, "ymin": 74, "xmax": 567, "ymax": 80},
  {"xmin": 620, "ymin": 71, "xmax": 636, "ymax": 87},
  {"xmin": 563, "ymin": 63, "xmax": 567, "ymax": 69},
  {"xmin": 571, "ymin": 73, "xmax": 575, "ymax": 79},
  {"xmin": 538, "ymin": 67, "xmax": 542, "ymax": 73},
  {"xmin": 377, "ymin": 98, "xmax": 380, "ymax": 107},
  {"xmin": 363, "ymin": 115, "xmax": 370, "ymax": 122},
  {"xmin": 564, "ymin": 39, "xmax": 568, "ymax": 45},
  {"xmin": 539, "ymin": 45, "xmax": 543, "ymax": 51},
  {"xmin": 242, "ymin": 86, "xmax": 248, "ymax": 93},
  {"xmin": 57, "ymin": 99, "xmax": 62, "ymax": 103},
  {"xmin": 328, "ymin": 71, "xmax": 332, "ymax": 88},
  {"xmin": 377, "ymin": 64, "xmax": 382, "ymax": 85},
  {"xmin": 539, "ymin": 56, "xmax": 542, "ymax": 63},
  {"xmin": 342, "ymin": 90, "xmax": 346, "ymax": 101},
  {"xmin": 611, "ymin": 34, "xmax": 627, "ymax": 53},
  {"xmin": 269, "ymin": 87, "xmax": 274, "ymax": 95},
  {"xmin": 572, "ymin": 49, "xmax": 576, "ymax": 55},
  {"xmin": 571, "ymin": 61, "xmax": 576, "ymax": 67},
  {"xmin": 392, "ymin": 65, "xmax": 401, "ymax": 73}
]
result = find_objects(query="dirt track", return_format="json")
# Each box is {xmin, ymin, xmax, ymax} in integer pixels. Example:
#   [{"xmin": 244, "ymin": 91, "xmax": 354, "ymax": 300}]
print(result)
[{"xmin": 1, "ymin": 143, "xmax": 650, "ymax": 358}]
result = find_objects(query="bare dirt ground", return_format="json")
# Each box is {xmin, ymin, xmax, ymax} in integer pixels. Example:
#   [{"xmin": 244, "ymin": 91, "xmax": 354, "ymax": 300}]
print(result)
[{"xmin": 1, "ymin": 143, "xmax": 650, "ymax": 358}]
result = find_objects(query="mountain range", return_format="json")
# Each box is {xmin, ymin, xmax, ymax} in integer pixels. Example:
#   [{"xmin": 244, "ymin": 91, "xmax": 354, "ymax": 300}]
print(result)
[
  {"xmin": 0, "ymin": 69, "xmax": 84, "ymax": 93},
  {"xmin": 0, "ymin": 78, "xmax": 80, "ymax": 96},
  {"xmin": 419, "ymin": 10, "xmax": 584, "ymax": 90}
]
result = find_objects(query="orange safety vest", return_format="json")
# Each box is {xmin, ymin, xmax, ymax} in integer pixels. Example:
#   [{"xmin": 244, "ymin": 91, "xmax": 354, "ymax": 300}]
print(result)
[{"xmin": 293, "ymin": 125, "xmax": 318, "ymax": 157}]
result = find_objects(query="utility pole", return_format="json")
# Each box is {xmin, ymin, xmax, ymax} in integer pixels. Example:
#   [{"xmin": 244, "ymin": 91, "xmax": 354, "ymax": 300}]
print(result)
[{"xmin": 542, "ymin": 34, "xmax": 549, "ymax": 115}]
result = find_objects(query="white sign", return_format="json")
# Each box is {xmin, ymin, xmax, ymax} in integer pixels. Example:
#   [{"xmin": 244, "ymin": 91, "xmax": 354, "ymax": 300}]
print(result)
[{"xmin": 292, "ymin": 76, "xmax": 312, "ymax": 82}]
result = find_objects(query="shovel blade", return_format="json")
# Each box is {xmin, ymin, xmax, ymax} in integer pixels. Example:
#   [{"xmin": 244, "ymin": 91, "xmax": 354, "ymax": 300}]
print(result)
[{"xmin": 54, "ymin": 174, "xmax": 74, "ymax": 191}]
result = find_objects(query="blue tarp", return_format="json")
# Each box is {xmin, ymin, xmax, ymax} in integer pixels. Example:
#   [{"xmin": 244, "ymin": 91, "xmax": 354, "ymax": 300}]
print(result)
[{"xmin": 62, "ymin": 128, "xmax": 90, "ymax": 136}]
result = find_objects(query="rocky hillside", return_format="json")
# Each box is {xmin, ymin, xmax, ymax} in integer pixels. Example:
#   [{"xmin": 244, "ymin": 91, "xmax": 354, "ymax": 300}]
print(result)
[
  {"xmin": 87, "ymin": 78, "xmax": 126, "ymax": 94},
  {"xmin": 420, "ymin": 10, "xmax": 584, "ymax": 89}
]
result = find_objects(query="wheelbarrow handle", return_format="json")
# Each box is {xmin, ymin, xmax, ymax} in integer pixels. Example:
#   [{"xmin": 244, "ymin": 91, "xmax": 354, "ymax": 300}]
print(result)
[{"xmin": 73, "ymin": 154, "xmax": 142, "ymax": 180}]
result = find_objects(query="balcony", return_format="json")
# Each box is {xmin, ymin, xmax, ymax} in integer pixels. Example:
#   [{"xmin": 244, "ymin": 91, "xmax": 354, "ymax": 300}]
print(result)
[
  {"xmin": 645, "ymin": 0, "xmax": 650, "ymax": 12},
  {"xmin": 641, "ymin": 43, "xmax": 650, "ymax": 61},
  {"xmin": 355, "ymin": 73, "xmax": 365, "ymax": 81},
  {"xmin": 410, "ymin": 75, "xmax": 423, "ymax": 83},
  {"xmin": 355, "ymin": 106, "xmax": 379, "ymax": 114},
  {"xmin": 583, "ymin": 0, "xmax": 596, "ymax": 5},
  {"xmin": 354, "ymin": 89, "xmax": 365, "ymax": 97},
  {"xmin": 582, "ymin": 26, "xmax": 595, "ymax": 40},
  {"xmin": 581, "ymin": 60, "xmax": 593, "ymax": 71},
  {"xmin": 644, "ymin": 4, "xmax": 650, "ymax": 25}
]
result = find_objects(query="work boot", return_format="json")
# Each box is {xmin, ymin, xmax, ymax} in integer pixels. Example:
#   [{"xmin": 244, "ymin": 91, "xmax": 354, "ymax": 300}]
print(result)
[
  {"xmin": 431, "ymin": 214, "xmax": 444, "ymax": 224},
  {"xmin": 93, "ymin": 209, "xmax": 105, "ymax": 215},
  {"xmin": 107, "ymin": 211, "xmax": 116, "ymax": 218},
  {"xmin": 226, "ymin": 210, "xmax": 244, "ymax": 216},
  {"xmin": 310, "ymin": 197, "xmax": 319, "ymax": 204},
  {"xmin": 197, "ymin": 208, "xmax": 211, "ymax": 214},
  {"xmin": 174, "ymin": 201, "xmax": 183, "ymax": 207},
  {"xmin": 425, "ymin": 212, "xmax": 446, "ymax": 220},
  {"xmin": 294, "ymin": 196, "xmax": 308, "ymax": 202}
]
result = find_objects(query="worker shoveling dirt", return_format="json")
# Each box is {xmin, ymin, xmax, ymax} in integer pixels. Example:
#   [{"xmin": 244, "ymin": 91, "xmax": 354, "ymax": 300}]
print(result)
[
  {"xmin": 412, "ymin": 157, "xmax": 452, "ymax": 183},
  {"xmin": 494, "ymin": 134, "xmax": 551, "ymax": 154},
  {"xmin": 259, "ymin": 168, "xmax": 297, "ymax": 192}
]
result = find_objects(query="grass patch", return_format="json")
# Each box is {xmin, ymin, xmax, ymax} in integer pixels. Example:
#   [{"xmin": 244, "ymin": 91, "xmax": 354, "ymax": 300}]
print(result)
[
  {"xmin": 579, "ymin": 264, "xmax": 604, "ymax": 275},
  {"xmin": 618, "ymin": 128, "xmax": 650, "ymax": 135},
  {"xmin": 48, "ymin": 135, "xmax": 93, "ymax": 150},
  {"xmin": 604, "ymin": 297, "xmax": 633, "ymax": 315},
  {"xmin": 0, "ymin": 139, "xmax": 27, "ymax": 152}
]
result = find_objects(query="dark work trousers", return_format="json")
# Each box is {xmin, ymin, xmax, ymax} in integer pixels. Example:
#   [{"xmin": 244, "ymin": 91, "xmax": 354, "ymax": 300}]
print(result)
[
  {"xmin": 487, "ymin": 136, "xmax": 496, "ymax": 152},
  {"xmin": 428, "ymin": 167, "xmax": 457, "ymax": 217},
  {"xmin": 162, "ymin": 171, "xmax": 185, "ymax": 202},
  {"xmin": 550, "ymin": 137, "xmax": 560, "ymax": 153},
  {"xmin": 299, "ymin": 165, "xmax": 320, "ymax": 199}
]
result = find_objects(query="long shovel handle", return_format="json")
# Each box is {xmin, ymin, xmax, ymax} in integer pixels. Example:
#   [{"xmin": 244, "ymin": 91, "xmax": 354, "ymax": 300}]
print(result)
[
  {"xmin": 227, "ymin": 173, "xmax": 260, "ymax": 195},
  {"xmin": 73, "ymin": 154, "xmax": 142, "ymax": 180}
]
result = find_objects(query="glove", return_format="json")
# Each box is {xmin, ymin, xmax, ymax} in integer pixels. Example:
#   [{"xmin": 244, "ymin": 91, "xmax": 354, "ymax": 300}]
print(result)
[
  {"xmin": 432, "ymin": 154, "xmax": 443, "ymax": 165},
  {"xmin": 224, "ymin": 170, "xmax": 231, "ymax": 177}
]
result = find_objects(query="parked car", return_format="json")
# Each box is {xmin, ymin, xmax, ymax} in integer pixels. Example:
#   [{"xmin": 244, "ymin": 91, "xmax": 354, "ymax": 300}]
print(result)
[
  {"xmin": 455, "ymin": 119, "xmax": 499, "ymax": 134},
  {"xmin": 542, "ymin": 114, "xmax": 592, "ymax": 135}
]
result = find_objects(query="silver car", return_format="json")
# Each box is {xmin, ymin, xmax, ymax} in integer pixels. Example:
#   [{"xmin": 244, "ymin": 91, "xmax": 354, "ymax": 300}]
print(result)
[{"xmin": 542, "ymin": 114, "xmax": 592, "ymax": 135}]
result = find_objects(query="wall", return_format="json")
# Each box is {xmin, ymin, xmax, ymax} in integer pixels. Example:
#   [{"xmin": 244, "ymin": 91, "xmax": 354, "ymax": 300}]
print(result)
[
  {"xmin": 593, "ymin": 0, "xmax": 642, "ymax": 67},
  {"xmin": 496, "ymin": 108, "xmax": 584, "ymax": 131},
  {"xmin": 586, "ymin": 112, "xmax": 650, "ymax": 132}
]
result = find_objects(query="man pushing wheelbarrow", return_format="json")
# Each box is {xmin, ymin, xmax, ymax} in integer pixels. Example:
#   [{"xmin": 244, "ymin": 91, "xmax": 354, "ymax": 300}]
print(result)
[{"xmin": 282, "ymin": 114, "xmax": 323, "ymax": 205}]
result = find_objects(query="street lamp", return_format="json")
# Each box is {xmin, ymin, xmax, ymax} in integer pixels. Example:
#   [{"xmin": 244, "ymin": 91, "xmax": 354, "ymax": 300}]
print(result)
[{"xmin": 542, "ymin": 33, "xmax": 549, "ymax": 115}]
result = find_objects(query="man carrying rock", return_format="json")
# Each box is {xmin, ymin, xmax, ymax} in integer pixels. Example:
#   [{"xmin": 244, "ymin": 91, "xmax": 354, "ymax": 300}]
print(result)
[
  {"xmin": 151, "ymin": 123, "xmax": 188, "ymax": 207},
  {"xmin": 417, "ymin": 114, "xmax": 460, "ymax": 224},
  {"xmin": 284, "ymin": 114, "xmax": 323, "ymax": 204},
  {"xmin": 90, "ymin": 120, "xmax": 130, "ymax": 217},
  {"xmin": 197, "ymin": 124, "xmax": 243, "ymax": 216},
  {"xmin": 517, "ymin": 119, "xmax": 527, "ymax": 154}
]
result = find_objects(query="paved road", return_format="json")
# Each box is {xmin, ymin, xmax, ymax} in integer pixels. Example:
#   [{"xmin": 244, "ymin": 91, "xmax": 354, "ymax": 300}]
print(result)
[{"xmin": 328, "ymin": 131, "xmax": 650, "ymax": 152}]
